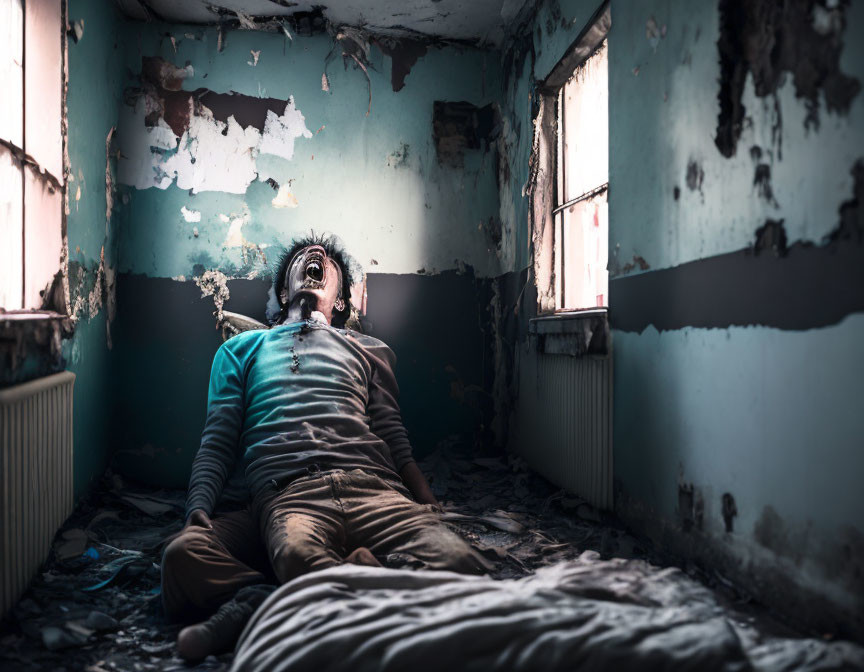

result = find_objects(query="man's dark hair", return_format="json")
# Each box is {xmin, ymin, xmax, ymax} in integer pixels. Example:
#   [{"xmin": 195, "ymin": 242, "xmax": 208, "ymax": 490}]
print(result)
[{"xmin": 272, "ymin": 232, "xmax": 354, "ymax": 327}]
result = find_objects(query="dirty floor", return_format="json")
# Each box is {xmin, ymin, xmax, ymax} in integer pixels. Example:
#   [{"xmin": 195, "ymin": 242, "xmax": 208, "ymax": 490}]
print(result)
[{"xmin": 0, "ymin": 447, "xmax": 820, "ymax": 671}]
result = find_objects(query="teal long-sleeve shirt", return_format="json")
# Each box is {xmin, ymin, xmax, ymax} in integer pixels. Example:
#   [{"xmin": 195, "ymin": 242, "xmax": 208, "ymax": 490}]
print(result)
[{"xmin": 185, "ymin": 318, "xmax": 416, "ymax": 518}]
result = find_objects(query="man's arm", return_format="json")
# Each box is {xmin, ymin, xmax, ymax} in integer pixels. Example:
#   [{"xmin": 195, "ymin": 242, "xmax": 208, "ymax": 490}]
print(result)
[
  {"xmin": 398, "ymin": 461, "xmax": 439, "ymax": 508},
  {"xmin": 185, "ymin": 343, "xmax": 245, "ymax": 523},
  {"xmin": 366, "ymin": 344, "xmax": 439, "ymax": 508}
]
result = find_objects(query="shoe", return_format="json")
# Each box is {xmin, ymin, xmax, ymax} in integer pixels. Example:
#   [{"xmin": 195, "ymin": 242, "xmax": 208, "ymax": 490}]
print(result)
[{"xmin": 176, "ymin": 584, "xmax": 274, "ymax": 661}]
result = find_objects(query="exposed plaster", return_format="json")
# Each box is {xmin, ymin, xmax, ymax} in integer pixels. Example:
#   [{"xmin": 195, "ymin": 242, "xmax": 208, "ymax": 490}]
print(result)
[
  {"xmin": 180, "ymin": 205, "xmax": 202, "ymax": 222},
  {"xmin": 118, "ymin": 88, "xmax": 312, "ymax": 194},
  {"xmin": 258, "ymin": 98, "xmax": 313, "ymax": 161},
  {"xmin": 271, "ymin": 184, "xmax": 299, "ymax": 208},
  {"xmin": 220, "ymin": 209, "xmax": 269, "ymax": 277},
  {"xmin": 193, "ymin": 268, "xmax": 231, "ymax": 328}
]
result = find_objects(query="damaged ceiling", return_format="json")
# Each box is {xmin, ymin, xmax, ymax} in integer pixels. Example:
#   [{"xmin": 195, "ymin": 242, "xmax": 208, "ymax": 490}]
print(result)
[{"xmin": 115, "ymin": 0, "xmax": 534, "ymax": 46}]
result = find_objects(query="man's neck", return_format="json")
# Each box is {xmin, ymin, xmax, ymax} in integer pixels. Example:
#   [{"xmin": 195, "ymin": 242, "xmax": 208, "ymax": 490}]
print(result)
[{"xmin": 286, "ymin": 297, "xmax": 332, "ymax": 325}]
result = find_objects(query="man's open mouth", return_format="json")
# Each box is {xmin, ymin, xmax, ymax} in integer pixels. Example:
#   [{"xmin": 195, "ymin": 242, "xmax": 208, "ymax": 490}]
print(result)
[{"xmin": 301, "ymin": 251, "xmax": 326, "ymax": 290}]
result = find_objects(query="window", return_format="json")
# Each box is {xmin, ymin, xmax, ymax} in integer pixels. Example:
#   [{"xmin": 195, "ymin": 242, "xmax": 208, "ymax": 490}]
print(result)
[
  {"xmin": 0, "ymin": 0, "xmax": 64, "ymax": 312},
  {"xmin": 553, "ymin": 40, "xmax": 608, "ymax": 311}
]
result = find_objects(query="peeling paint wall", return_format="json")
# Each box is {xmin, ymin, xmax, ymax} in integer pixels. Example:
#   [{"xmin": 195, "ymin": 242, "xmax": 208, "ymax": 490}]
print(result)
[
  {"xmin": 116, "ymin": 26, "xmax": 503, "ymax": 280},
  {"xmin": 109, "ymin": 21, "xmax": 504, "ymax": 484},
  {"xmin": 64, "ymin": 0, "xmax": 127, "ymax": 498},
  {"xmin": 499, "ymin": 0, "xmax": 864, "ymax": 639}
]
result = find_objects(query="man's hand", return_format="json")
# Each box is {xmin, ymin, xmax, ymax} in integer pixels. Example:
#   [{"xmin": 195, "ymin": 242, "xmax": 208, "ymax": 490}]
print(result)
[
  {"xmin": 399, "ymin": 462, "xmax": 441, "ymax": 512},
  {"xmin": 184, "ymin": 509, "xmax": 213, "ymax": 532}
]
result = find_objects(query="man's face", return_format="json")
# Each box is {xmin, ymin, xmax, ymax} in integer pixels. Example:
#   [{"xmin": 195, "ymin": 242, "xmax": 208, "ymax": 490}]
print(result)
[{"xmin": 284, "ymin": 245, "xmax": 343, "ymax": 321}]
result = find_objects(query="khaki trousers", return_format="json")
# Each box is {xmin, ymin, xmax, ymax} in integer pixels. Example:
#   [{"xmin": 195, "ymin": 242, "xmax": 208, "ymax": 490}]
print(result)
[{"xmin": 162, "ymin": 468, "xmax": 486, "ymax": 621}]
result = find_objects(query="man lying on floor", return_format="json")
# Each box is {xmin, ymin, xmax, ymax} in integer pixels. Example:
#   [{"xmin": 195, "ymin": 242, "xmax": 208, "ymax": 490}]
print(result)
[{"xmin": 161, "ymin": 234, "xmax": 487, "ymax": 661}]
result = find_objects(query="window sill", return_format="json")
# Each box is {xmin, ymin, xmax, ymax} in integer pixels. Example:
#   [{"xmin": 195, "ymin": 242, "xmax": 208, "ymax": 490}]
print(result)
[
  {"xmin": 529, "ymin": 309, "xmax": 609, "ymax": 357},
  {"xmin": 0, "ymin": 311, "xmax": 75, "ymax": 386},
  {"xmin": 0, "ymin": 310, "xmax": 72, "ymax": 324}
]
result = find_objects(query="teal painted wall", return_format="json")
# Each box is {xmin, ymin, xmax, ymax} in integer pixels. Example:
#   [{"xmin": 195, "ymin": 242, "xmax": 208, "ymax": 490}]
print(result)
[
  {"xmin": 108, "ymin": 22, "xmax": 504, "ymax": 486},
  {"xmin": 64, "ymin": 0, "xmax": 126, "ymax": 500},
  {"xmin": 116, "ymin": 26, "xmax": 503, "ymax": 279},
  {"xmin": 606, "ymin": 0, "xmax": 864, "ymax": 633},
  {"xmin": 501, "ymin": 0, "xmax": 864, "ymax": 636}
]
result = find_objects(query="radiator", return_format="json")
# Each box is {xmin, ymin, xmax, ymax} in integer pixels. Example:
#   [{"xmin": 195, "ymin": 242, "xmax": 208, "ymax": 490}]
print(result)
[
  {"xmin": 0, "ymin": 371, "xmax": 75, "ymax": 616},
  {"xmin": 513, "ymin": 349, "xmax": 612, "ymax": 509}
]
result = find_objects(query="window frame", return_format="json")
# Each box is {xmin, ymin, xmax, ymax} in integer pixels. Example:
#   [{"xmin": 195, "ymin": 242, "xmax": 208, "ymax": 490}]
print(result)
[
  {"xmin": 0, "ymin": 0, "xmax": 68, "ymax": 318},
  {"xmin": 532, "ymin": 2, "xmax": 611, "ymax": 320}
]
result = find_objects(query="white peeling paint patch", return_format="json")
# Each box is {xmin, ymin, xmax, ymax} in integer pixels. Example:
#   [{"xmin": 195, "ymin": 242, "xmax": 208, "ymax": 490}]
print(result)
[
  {"xmin": 321, "ymin": 73, "xmax": 330, "ymax": 92},
  {"xmin": 248, "ymin": 50, "xmax": 260, "ymax": 66},
  {"xmin": 181, "ymin": 205, "xmax": 201, "ymax": 222},
  {"xmin": 172, "ymin": 275, "xmax": 187, "ymax": 282},
  {"xmin": 259, "ymin": 97, "xmax": 313, "ymax": 162},
  {"xmin": 218, "ymin": 213, "xmax": 230, "ymax": 223},
  {"xmin": 272, "ymin": 184, "xmax": 299, "ymax": 208},
  {"xmin": 118, "ymin": 95, "xmax": 312, "ymax": 194},
  {"xmin": 165, "ymin": 111, "xmax": 260, "ymax": 194},
  {"xmin": 224, "ymin": 213, "xmax": 249, "ymax": 248},
  {"xmin": 117, "ymin": 98, "xmax": 178, "ymax": 190}
]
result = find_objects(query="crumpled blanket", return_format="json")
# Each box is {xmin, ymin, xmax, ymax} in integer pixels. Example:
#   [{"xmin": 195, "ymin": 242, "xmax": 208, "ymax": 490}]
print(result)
[{"xmin": 232, "ymin": 551, "xmax": 864, "ymax": 672}]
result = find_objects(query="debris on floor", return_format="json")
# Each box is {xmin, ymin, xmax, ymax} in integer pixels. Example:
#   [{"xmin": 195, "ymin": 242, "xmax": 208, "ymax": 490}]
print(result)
[{"xmin": 0, "ymin": 447, "xmax": 857, "ymax": 671}]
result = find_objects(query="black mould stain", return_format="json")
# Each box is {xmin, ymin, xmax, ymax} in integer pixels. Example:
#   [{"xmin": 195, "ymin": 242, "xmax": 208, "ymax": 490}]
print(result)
[
  {"xmin": 678, "ymin": 483, "xmax": 704, "ymax": 533},
  {"xmin": 715, "ymin": 0, "xmax": 861, "ymax": 158},
  {"xmin": 266, "ymin": 178, "xmax": 279, "ymax": 191},
  {"xmin": 673, "ymin": 186, "xmax": 681, "ymax": 201},
  {"xmin": 387, "ymin": 143, "xmax": 410, "ymax": 168},
  {"xmin": 722, "ymin": 493, "xmax": 737, "ymax": 533},
  {"xmin": 502, "ymin": 21, "xmax": 536, "ymax": 93},
  {"xmin": 753, "ymin": 164, "xmax": 779, "ymax": 206},
  {"xmin": 686, "ymin": 159, "xmax": 704, "ymax": 193},
  {"xmin": 482, "ymin": 216, "xmax": 503, "ymax": 250},
  {"xmin": 825, "ymin": 158, "xmax": 864, "ymax": 244},
  {"xmin": 750, "ymin": 145, "xmax": 779, "ymax": 206},
  {"xmin": 545, "ymin": 0, "xmax": 563, "ymax": 35},
  {"xmin": 621, "ymin": 255, "xmax": 651, "ymax": 274},
  {"xmin": 754, "ymin": 504, "xmax": 790, "ymax": 555},
  {"xmin": 754, "ymin": 219, "xmax": 788, "ymax": 257},
  {"xmin": 375, "ymin": 38, "xmax": 429, "ymax": 92},
  {"xmin": 188, "ymin": 252, "xmax": 218, "ymax": 279},
  {"xmin": 285, "ymin": 9, "xmax": 328, "ymax": 37},
  {"xmin": 432, "ymin": 101, "xmax": 498, "ymax": 167}
]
